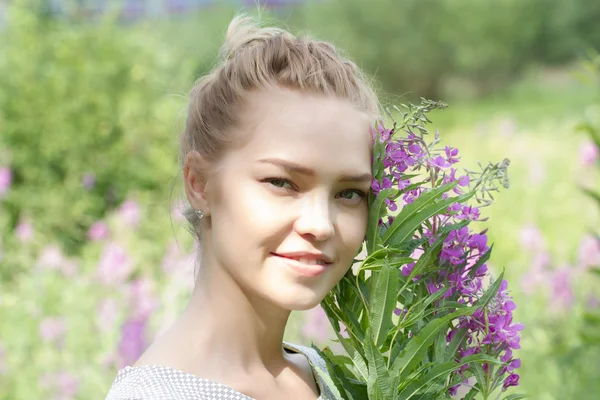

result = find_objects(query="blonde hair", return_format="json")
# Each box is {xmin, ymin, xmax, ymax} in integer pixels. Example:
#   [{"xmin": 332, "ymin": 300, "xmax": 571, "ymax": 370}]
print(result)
[{"xmin": 180, "ymin": 14, "xmax": 382, "ymax": 240}]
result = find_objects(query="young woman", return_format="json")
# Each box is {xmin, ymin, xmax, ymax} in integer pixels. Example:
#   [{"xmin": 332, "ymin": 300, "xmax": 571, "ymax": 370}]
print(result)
[{"xmin": 106, "ymin": 14, "xmax": 382, "ymax": 400}]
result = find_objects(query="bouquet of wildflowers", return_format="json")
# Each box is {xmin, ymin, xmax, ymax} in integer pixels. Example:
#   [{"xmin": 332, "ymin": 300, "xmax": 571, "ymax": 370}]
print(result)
[{"xmin": 312, "ymin": 99, "xmax": 525, "ymax": 399}]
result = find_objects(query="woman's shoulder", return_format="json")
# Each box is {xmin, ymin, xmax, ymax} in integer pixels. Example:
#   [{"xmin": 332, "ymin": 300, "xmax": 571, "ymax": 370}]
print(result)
[
  {"xmin": 283, "ymin": 341, "xmax": 337, "ymax": 400},
  {"xmin": 282, "ymin": 341, "xmax": 328, "ymax": 373},
  {"xmin": 104, "ymin": 364, "xmax": 252, "ymax": 400}
]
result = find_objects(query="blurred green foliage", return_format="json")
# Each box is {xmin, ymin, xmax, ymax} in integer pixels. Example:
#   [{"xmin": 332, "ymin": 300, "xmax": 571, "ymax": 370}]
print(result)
[
  {"xmin": 577, "ymin": 51, "xmax": 600, "ymax": 345},
  {"xmin": 0, "ymin": 2, "xmax": 185, "ymax": 262},
  {"xmin": 292, "ymin": 0, "xmax": 600, "ymax": 98}
]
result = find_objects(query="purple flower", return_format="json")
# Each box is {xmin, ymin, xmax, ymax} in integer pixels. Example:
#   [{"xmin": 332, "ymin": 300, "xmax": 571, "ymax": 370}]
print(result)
[
  {"xmin": 485, "ymin": 314, "xmax": 524, "ymax": 349},
  {"xmin": 502, "ymin": 373, "xmax": 520, "ymax": 390},
  {"xmin": 118, "ymin": 318, "xmax": 148, "ymax": 367},
  {"xmin": 82, "ymin": 173, "xmax": 96, "ymax": 190},
  {"xmin": 429, "ymin": 155, "xmax": 451, "ymax": 169},
  {"xmin": 0, "ymin": 167, "xmax": 12, "ymax": 198},
  {"xmin": 371, "ymin": 179, "xmax": 381, "ymax": 195},
  {"xmin": 401, "ymin": 262, "xmax": 415, "ymax": 277},
  {"xmin": 371, "ymin": 121, "xmax": 392, "ymax": 143},
  {"xmin": 385, "ymin": 198, "xmax": 398, "ymax": 212},
  {"xmin": 506, "ymin": 358, "xmax": 521, "ymax": 373},
  {"xmin": 444, "ymin": 146, "xmax": 460, "ymax": 164},
  {"xmin": 408, "ymin": 143, "xmax": 424, "ymax": 157}
]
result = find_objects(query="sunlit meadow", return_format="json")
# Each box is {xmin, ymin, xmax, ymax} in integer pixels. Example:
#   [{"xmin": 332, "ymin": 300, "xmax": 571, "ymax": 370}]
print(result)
[{"xmin": 1, "ymin": 4, "xmax": 599, "ymax": 400}]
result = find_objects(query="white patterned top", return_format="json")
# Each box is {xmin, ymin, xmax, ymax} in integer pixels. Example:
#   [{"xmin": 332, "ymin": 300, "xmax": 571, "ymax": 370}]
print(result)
[{"xmin": 105, "ymin": 341, "xmax": 337, "ymax": 400}]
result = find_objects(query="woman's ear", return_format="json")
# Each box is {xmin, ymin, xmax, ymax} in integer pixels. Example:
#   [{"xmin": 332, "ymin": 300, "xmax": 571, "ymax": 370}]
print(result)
[{"xmin": 183, "ymin": 150, "xmax": 212, "ymax": 216}]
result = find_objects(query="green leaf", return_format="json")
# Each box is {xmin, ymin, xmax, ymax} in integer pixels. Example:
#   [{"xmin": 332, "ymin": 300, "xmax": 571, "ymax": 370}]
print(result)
[
  {"xmin": 406, "ymin": 235, "xmax": 446, "ymax": 280},
  {"xmin": 312, "ymin": 345, "xmax": 367, "ymax": 400},
  {"xmin": 399, "ymin": 288, "xmax": 450, "ymax": 328},
  {"xmin": 444, "ymin": 327, "xmax": 469, "ymax": 362},
  {"xmin": 385, "ymin": 191, "xmax": 475, "ymax": 247},
  {"xmin": 462, "ymin": 387, "xmax": 480, "ymax": 400},
  {"xmin": 397, "ymin": 354, "xmax": 498, "ymax": 400},
  {"xmin": 471, "ymin": 363, "xmax": 487, "ymax": 395},
  {"xmin": 581, "ymin": 187, "xmax": 600, "ymax": 208},
  {"xmin": 503, "ymin": 394, "xmax": 529, "ymax": 400},
  {"xmin": 433, "ymin": 329, "xmax": 447, "ymax": 364},
  {"xmin": 467, "ymin": 245, "xmax": 493, "ymax": 278},
  {"xmin": 367, "ymin": 188, "xmax": 396, "ymax": 253},
  {"xmin": 473, "ymin": 270, "xmax": 505, "ymax": 309},
  {"xmin": 370, "ymin": 261, "xmax": 399, "ymax": 347},
  {"xmin": 335, "ymin": 337, "xmax": 369, "ymax": 383},
  {"xmin": 383, "ymin": 181, "xmax": 460, "ymax": 244},
  {"xmin": 364, "ymin": 327, "xmax": 393, "ymax": 399},
  {"xmin": 310, "ymin": 363, "xmax": 346, "ymax": 400},
  {"xmin": 391, "ymin": 307, "xmax": 476, "ymax": 380}
]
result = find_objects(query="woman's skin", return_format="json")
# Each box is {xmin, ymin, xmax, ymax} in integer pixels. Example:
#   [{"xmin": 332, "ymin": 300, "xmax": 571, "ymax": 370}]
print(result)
[{"xmin": 135, "ymin": 87, "xmax": 373, "ymax": 399}]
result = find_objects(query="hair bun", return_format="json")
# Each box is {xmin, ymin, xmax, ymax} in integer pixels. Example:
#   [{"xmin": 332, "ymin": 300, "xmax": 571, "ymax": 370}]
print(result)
[{"xmin": 218, "ymin": 14, "xmax": 292, "ymax": 62}]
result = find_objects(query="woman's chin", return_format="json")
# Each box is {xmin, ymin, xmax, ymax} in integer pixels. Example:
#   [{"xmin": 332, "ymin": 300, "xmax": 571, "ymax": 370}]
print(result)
[{"xmin": 270, "ymin": 287, "xmax": 326, "ymax": 311}]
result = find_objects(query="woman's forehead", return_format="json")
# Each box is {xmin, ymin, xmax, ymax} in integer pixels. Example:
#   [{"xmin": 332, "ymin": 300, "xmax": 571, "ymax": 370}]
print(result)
[{"xmin": 229, "ymin": 89, "xmax": 373, "ymax": 172}]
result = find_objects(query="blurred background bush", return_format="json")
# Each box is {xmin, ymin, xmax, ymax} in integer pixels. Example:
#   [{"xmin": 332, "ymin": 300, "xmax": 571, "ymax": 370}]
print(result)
[{"xmin": 0, "ymin": 0, "xmax": 599, "ymax": 399}]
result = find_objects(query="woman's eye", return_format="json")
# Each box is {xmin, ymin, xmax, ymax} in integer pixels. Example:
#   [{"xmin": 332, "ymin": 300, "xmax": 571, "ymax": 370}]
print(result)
[
  {"xmin": 338, "ymin": 189, "xmax": 366, "ymax": 201},
  {"xmin": 264, "ymin": 178, "xmax": 294, "ymax": 190}
]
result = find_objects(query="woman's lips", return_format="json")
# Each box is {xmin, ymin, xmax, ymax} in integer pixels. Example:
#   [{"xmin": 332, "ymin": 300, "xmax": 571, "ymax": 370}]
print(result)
[{"xmin": 272, "ymin": 253, "xmax": 331, "ymax": 277}]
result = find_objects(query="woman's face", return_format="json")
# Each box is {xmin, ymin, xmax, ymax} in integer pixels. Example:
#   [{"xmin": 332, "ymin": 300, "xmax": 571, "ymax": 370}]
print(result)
[{"xmin": 200, "ymin": 88, "xmax": 372, "ymax": 310}]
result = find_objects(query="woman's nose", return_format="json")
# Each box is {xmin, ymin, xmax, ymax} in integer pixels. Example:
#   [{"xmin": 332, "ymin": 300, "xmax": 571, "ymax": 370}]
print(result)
[{"xmin": 293, "ymin": 194, "xmax": 335, "ymax": 241}]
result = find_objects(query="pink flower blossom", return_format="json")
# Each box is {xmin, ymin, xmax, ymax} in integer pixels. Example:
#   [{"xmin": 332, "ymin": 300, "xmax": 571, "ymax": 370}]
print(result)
[
  {"xmin": 96, "ymin": 298, "xmax": 120, "ymax": 333},
  {"xmin": 578, "ymin": 235, "xmax": 600, "ymax": 269},
  {"xmin": 301, "ymin": 306, "xmax": 331, "ymax": 342},
  {"xmin": 15, "ymin": 218, "xmax": 34, "ymax": 243},
  {"xmin": 520, "ymin": 251, "xmax": 551, "ymax": 295},
  {"xmin": 118, "ymin": 199, "xmax": 141, "ymax": 228},
  {"xmin": 97, "ymin": 242, "xmax": 134, "ymax": 285},
  {"xmin": 126, "ymin": 277, "xmax": 159, "ymax": 320},
  {"xmin": 56, "ymin": 371, "xmax": 80, "ymax": 399},
  {"xmin": 580, "ymin": 139, "xmax": 599, "ymax": 167},
  {"xmin": 550, "ymin": 267, "xmax": 575, "ymax": 310},
  {"xmin": 0, "ymin": 167, "xmax": 12, "ymax": 198},
  {"xmin": 39, "ymin": 317, "xmax": 67, "ymax": 344},
  {"xmin": 40, "ymin": 370, "xmax": 79, "ymax": 399},
  {"xmin": 88, "ymin": 221, "xmax": 110, "ymax": 241},
  {"xmin": 519, "ymin": 224, "xmax": 545, "ymax": 252},
  {"xmin": 37, "ymin": 245, "xmax": 66, "ymax": 270}
]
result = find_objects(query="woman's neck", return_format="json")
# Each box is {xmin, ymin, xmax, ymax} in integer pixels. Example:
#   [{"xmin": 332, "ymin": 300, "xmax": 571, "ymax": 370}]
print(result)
[{"xmin": 175, "ymin": 260, "xmax": 292, "ymax": 374}]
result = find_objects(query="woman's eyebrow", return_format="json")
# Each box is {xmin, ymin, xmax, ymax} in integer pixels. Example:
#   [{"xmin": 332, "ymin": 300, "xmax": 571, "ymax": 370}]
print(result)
[{"xmin": 256, "ymin": 158, "xmax": 372, "ymax": 183}]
